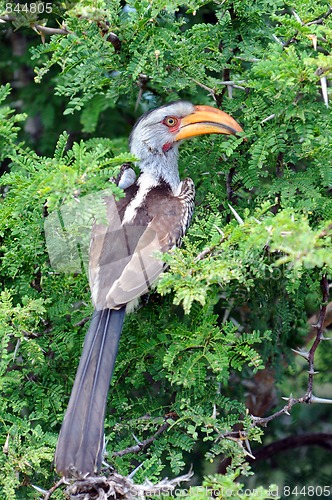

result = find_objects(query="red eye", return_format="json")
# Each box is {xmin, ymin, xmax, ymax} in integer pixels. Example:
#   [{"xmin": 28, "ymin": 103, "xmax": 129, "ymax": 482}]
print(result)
[{"xmin": 163, "ymin": 116, "xmax": 179, "ymax": 127}]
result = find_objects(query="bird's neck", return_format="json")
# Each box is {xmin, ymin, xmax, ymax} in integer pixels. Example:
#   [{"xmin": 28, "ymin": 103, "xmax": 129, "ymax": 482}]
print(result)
[{"xmin": 137, "ymin": 148, "xmax": 181, "ymax": 193}]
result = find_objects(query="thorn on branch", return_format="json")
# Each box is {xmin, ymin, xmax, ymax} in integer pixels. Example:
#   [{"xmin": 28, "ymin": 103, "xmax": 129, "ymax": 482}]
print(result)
[
  {"xmin": 127, "ymin": 462, "xmax": 144, "ymax": 479},
  {"xmin": 42, "ymin": 477, "xmax": 66, "ymax": 500},
  {"xmin": 2, "ymin": 434, "xmax": 10, "ymax": 454},
  {"xmin": 320, "ymin": 75, "xmax": 329, "ymax": 108},
  {"xmin": 228, "ymin": 203, "xmax": 244, "ymax": 225},
  {"xmin": 307, "ymin": 369, "xmax": 319, "ymax": 375},
  {"xmin": 272, "ymin": 33, "xmax": 284, "ymax": 45},
  {"xmin": 260, "ymin": 114, "xmax": 275, "ymax": 124},
  {"xmin": 291, "ymin": 348, "xmax": 310, "ymax": 360},
  {"xmin": 291, "ymin": 10, "xmax": 303, "ymax": 25},
  {"xmin": 310, "ymin": 395, "xmax": 332, "ymax": 404}
]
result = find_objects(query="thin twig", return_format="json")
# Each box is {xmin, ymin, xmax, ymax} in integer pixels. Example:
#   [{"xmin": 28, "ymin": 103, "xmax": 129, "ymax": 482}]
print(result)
[
  {"xmin": 194, "ymin": 230, "xmax": 225, "ymax": 264},
  {"xmin": 43, "ymin": 477, "xmax": 66, "ymax": 500},
  {"xmin": 194, "ymin": 245, "xmax": 218, "ymax": 263},
  {"xmin": 112, "ymin": 421, "xmax": 170, "ymax": 457},
  {"xmin": 217, "ymin": 80, "xmax": 246, "ymax": 91},
  {"xmin": 191, "ymin": 78, "xmax": 217, "ymax": 102},
  {"xmin": 283, "ymin": 31, "xmax": 299, "ymax": 48},
  {"xmin": 251, "ymin": 394, "xmax": 301, "ymax": 427},
  {"xmin": 33, "ymin": 24, "xmax": 70, "ymax": 35},
  {"xmin": 317, "ymin": 223, "xmax": 332, "ymax": 239},
  {"xmin": 74, "ymin": 316, "xmax": 90, "ymax": 328}
]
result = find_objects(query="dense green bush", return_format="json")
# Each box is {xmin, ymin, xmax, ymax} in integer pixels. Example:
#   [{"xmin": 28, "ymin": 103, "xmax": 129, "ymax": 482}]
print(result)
[{"xmin": 0, "ymin": 1, "xmax": 331, "ymax": 498}]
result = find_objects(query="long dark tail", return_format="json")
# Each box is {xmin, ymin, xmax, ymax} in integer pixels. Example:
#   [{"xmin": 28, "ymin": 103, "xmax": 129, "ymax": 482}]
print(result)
[{"xmin": 55, "ymin": 307, "xmax": 126, "ymax": 477}]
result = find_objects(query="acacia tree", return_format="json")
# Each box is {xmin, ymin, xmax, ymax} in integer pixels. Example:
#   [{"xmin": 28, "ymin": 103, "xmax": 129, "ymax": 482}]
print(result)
[{"xmin": 0, "ymin": 0, "xmax": 332, "ymax": 498}]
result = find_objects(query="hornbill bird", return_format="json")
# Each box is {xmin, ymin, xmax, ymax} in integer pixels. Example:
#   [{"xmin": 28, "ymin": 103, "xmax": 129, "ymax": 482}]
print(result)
[{"xmin": 55, "ymin": 101, "xmax": 244, "ymax": 477}]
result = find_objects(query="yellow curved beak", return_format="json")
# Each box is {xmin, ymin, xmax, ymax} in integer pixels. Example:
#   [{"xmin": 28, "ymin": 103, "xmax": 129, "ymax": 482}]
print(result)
[{"xmin": 174, "ymin": 105, "xmax": 244, "ymax": 141}]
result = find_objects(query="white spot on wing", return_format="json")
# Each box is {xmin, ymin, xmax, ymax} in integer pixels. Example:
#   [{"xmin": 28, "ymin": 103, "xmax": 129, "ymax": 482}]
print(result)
[
  {"xmin": 174, "ymin": 180, "xmax": 183, "ymax": 197},
  {"xmin": 118, "ymin": 168, "xmax": 137, "ymax": 189}
]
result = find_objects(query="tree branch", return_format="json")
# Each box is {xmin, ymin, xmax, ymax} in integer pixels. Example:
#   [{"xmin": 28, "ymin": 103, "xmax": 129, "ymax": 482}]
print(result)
[
  {"xmin": 194, "ymin": 240, "xmax": 224, "ymax": 263},
  {"xmin": 247, "ymin": 433, "xmax": 332, "ymax": 464},
  {"xmin": 251, "ymin": 394, "xmax": 301, "ymax": 427},
  {"xmin": 74, "ymin": 316, "xmax": 90, "ymax": 328}
]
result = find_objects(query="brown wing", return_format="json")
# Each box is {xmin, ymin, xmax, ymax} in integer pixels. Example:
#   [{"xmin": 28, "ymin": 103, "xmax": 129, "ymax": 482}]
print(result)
[{"xmin": 89, "ymin": 179, "xmax": 195, "ymax": 310}]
